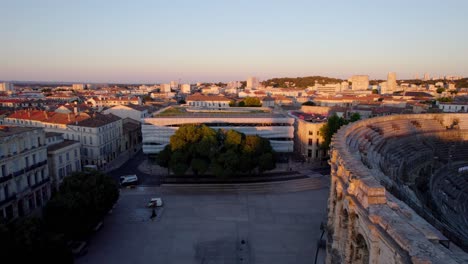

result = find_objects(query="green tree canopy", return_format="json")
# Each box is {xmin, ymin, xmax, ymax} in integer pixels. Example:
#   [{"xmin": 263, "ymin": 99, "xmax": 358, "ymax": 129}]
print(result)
[
  {"xmin": 157, "ymin": 124, "xmax": 276, "ymax": 177},
  {"xmin": 243, "ymin": 97, "xmax": 262, "ymax": 107},
  {"xmin": 43, "ymin": 171, "xmax": 119, "ymax": 240}
]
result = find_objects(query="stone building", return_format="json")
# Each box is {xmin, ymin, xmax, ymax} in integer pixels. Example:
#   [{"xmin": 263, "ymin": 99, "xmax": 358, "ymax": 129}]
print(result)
[
  {"xmin": 4, "ymin": 110, "xmax": 124, "ymax": 169},
  {"xmin": 327, "ymin": 114, "xmax": 468, "ymax": 263},
  {"xmin": 46, "ymin": 132, "xmax": 81, "ymax": 190},
  {"xmin": 289, "ymin": 110, "xmax": 327, "ymax": 162},
  {"xmin": 350, "ymin": 75, "xmax": 370, "ymax": 91},
  {"xmin": 0, "ymin": 126, "xmax": 50, "ymax": 221}
]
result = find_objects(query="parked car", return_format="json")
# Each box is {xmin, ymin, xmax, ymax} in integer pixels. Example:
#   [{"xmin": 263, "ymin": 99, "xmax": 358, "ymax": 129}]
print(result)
[
  {"xmin": 147, "ymin": 197, "xmax": 163, "ymax": 208},
  {"xmin": 120, "ymin": 175, "xmax": 138, "ymax": 187}
]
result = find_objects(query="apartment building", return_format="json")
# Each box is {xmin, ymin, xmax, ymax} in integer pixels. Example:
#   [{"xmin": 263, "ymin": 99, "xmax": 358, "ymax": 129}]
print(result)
[
  {"xmin": 4, "ymin": 110, "xmax": 123, "ymax": 169},
  {"xmin": 46, "ymin": 132, "xmax": 81, "ymax": 190},
  {"xmin": 0, "ymin": 126, "xmax": 50, "ymax": 221},
  {"xmin": 289, "ymin": 111, "xmax": 327, "ymax": 162}
]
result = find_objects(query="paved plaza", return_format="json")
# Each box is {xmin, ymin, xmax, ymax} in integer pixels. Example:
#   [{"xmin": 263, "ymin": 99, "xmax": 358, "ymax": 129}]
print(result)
[{"xmin": 77, "ymin": 186, "xmax": 329, "ymax": 264}]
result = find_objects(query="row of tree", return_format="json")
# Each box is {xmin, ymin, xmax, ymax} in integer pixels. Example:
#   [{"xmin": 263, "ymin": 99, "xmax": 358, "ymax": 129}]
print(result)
[
  {"xmin": 0, "ymin": 171, "xmax": 119, "ymax": 263},
  {"xmin": 262, "ymin": 76, "xmax": 343, "ymax": 88},
  {"xmin": 229, "ymin": 97, "xmax": 262, "ymax": 107},
  {"xmin": 157, "ymin": 125, "xmax": 276, "ymax": 177}
]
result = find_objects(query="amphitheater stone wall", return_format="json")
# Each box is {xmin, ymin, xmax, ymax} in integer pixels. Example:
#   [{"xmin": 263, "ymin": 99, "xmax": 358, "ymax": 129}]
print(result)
[{"xmin": 327, "ymin": 113, "xmax": 468, "ymax": 264}]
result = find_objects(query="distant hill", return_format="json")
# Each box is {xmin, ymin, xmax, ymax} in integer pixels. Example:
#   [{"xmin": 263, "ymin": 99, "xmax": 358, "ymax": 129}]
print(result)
[{"xmin": 262, "ymin": 76, "xmax": 344, "ymax": 88}]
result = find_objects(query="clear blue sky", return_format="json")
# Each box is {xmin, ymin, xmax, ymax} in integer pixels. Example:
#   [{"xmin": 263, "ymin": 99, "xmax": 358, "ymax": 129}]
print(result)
[{"xmin": 1, "ymin": 0, "xmax": 467, "ymax": 83}]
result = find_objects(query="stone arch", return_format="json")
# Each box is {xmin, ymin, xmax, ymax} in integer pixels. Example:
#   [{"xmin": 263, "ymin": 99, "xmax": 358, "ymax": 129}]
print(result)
[{"xmin": 351, "ymin": 233, "xmax": 370, "ymax": 264}]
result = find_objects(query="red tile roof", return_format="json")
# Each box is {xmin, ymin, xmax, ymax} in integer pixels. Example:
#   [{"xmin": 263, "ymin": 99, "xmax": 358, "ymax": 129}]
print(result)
[{"xmin": 7, "ymin": 110, "xmax": 90, "ymax": 124}]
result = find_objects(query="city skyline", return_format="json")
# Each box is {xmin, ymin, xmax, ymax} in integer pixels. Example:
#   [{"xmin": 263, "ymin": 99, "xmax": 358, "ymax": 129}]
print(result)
[{"xmin": 2, "ymin": 0, "xmax": 468, "ymax": 83}]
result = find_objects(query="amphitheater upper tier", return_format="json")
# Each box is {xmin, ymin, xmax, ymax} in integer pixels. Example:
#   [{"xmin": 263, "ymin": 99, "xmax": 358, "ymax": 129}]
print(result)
[{"xmin": 327, "ymin": 113, "xmax": 468, "ymax": 264}]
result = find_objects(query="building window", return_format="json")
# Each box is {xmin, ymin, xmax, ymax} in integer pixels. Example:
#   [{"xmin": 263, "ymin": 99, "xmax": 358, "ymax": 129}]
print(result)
[
  {"xmin": 308, "ymin": 139, "xmax": 312, "ymax": 146},
  {"xmin": 317, "ymin": 131, "xmax": 320, "ymax": 136},
  {"xmin": 90, "ymin": 136, "xmax": 93, "ymax": 145},
  {"xmin": 59, "ymin": 155, "xmax": 63, "ymax": 164},
  {"xmin": 308, "ymin": 131, "xmax": 313, "ymax": 135},
  {"xmin": 307, "ymin": 149, "xmax": 312, "ymax": 158},
  {"xmin": 66, "ymin": 153, "xmax": 70, "ymax": 161}
]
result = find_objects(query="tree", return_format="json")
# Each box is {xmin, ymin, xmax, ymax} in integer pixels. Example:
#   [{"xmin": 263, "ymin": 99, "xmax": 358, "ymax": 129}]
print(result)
[
  {"xmin": 225, "ymin": 130, "xmax": 243, "ymax": 149},
  {"xmin": 191, "ymin": 158, "xmax": 209, "ymax": 176},
  {"xmin": 349, "ymin": 112, "xmax": 361, "ymax": 122},
  {"xmin": 142, "ymin": 94, "xmax": 152, "ymax": 102},
  {"xmin": 169, "ymin": 151, "xmax": 189, "ymax": 176},
  {"xmin": 160, "ymin": 125, "xmax": 277, "ymax": 177},
  {"xmin": 43, "ymin": 171, "xmax": 119, "ymax": 240},
  {"xmin": 372, "ymin": 89, "xmax": 379, "ymax": 94},
  {"xmin": 178, "ymin": 99, "xmax": 186, "ymax": 104},
  {"xmin": 0, "ymin": 217, "xmax": 73, "ymax": 263},
  {"xmin": 238, "ymin": 101, "xmax": 246, "ymax": 107},
  {"xmin": 320, "ymin": 114, "xmax": 347, "ymax": 151},
  {"xmin": 156, "ymin": 145, "xmax": 172, "ymax": 173},
  {"xmin": 229, "ymin": 100, "xmax": 236, "ymax": 107},
  {"xmin": 436, "ymin": 87, "xmax": 445, "ymax": 94},
  {"xmin": 258, "ymin": 153, "xmax": 275, "ymax": 173},
  {"xmin": 243, "ymin": 97, "xmax": 262, "ymax": 107}
]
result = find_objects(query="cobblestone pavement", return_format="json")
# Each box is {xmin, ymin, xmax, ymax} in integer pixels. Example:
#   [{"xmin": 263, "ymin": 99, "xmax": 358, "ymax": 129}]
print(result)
[{"xmin": 76, "ymin": 186, "xmax": 329, "ymax": 264}]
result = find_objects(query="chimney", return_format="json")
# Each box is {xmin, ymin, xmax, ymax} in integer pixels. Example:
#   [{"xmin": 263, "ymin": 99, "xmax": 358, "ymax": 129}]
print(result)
[{"xmin": 74, "ymin": 106, "xmax": 78, "ymax": 114}]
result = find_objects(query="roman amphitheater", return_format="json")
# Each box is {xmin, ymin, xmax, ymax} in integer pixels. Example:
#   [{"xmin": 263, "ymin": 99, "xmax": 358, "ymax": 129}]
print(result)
[{"xmin": 327, "ymin": 113, "xmax": 468, "ymax": 264}]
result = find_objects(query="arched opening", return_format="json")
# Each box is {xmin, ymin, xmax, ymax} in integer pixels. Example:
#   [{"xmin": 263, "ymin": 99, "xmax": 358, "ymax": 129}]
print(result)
[{"xmin": 353, "ymin": 234, "xmax": 370, "ymax": 264}]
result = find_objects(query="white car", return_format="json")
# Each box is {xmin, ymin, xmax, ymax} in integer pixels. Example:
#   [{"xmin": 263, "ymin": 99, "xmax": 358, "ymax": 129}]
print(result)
[
  {"xmin": 147, "ymin": 197, "xmax": 163, "ymax": 207},
  {"xmin": 120, "ymin": 175, "xmax": 138, "ymax": 187}
]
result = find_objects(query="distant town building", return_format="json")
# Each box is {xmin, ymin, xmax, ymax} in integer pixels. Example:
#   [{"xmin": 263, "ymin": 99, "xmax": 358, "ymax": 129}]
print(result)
[
  {"xmin": 247, "ymin": 77, "xmax": 259, "ymax": 90},
  {"xmin": 424, "ymin": 73, "xmax": 430, "ymax": 81},
  {"xmin": 170, "ymin": 80, "xmax": 179, "ymax": 90},
  {"xmin": 0, "ymin": 82, "xmax": 14, "ymax": 92},
  {"xmin": 0, "ymin": 126, "xmax": 50, "ymax": 221},
  {"xmin": 387, "ymin": 72, "xmax": 397, "ymax": 93},
  {"xmin": 438, "ymin": 102, "xmax": 468, "ymax": 113},
  {"xmin": 161, "ymin": 84, "xmax": 171, "ymax": 93},
  {"xmin": 186, "ymin": 94, "xmax": 231, "ymax": 108},
  {"xmin": 102, "ymin": 104, "xmax": 151, "ymax": 122},
  {"xmin": 72, "ymin": 84, "xmax": 85, "ymax": 90},
  {"xmin": 315, "ymin": 83, "xmax": 342, "ymax": 95},
  {"xmin": 350, "ymin": 75, "xmax": 369, "ymax": 91},
  {"xmin": 181, "ymin": 84, "xmax": 191, "ymax": 94}
]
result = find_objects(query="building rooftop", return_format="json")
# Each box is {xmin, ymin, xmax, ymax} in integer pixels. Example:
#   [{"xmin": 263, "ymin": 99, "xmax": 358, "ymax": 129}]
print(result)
[
  {"xmin": 45, "ymin": 132, "xmax": 63, "ymax": 138},
  {"xmin": 154, "ymin": 106, "xmax": 285, "ymax": 118},
  {"xmin": 0, "ymin": 126, "xmax": 41, "ymax": 137},
  {"xmin": 7, "ymin": 109, "xmax": 90, "ymax": 124},
  {"xmin": 290, "ymin": 111, "xmax": 328, "ymax": 123},
  {"xmin": 186, "ymin": 94, "xmax": 231, "ymax": 102},
  {"xmin": 75, "ymin": 113, "xmax": 121, "ymax": 127},
  {"xmin": 47, "ymin": 139, "xmax": 80, "ymax": 152}
]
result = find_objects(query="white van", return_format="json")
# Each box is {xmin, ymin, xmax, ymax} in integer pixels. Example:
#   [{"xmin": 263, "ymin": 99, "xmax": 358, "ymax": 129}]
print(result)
[{"xmin": 119, "ymin": 175, "xmax": 138, "ymax": 187}]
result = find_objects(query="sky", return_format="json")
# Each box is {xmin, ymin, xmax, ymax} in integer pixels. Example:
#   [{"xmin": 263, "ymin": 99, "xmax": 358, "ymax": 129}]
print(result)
[{"xmin": 1, "ymin": 0, "xmax": 468, "ymax": 83}]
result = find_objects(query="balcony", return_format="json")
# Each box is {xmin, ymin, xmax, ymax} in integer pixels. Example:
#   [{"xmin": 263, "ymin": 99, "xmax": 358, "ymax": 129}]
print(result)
[
  {"xmin": 31, "ymin": 177, "xmax": 50, "ymax": 189},
  {"xmin": 0, "ymin": 174, "xmax": 13, "ymax": 184},
  {"xmin": 0, "ymin": 194, "xmax": 17, "ymax": 207}
]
